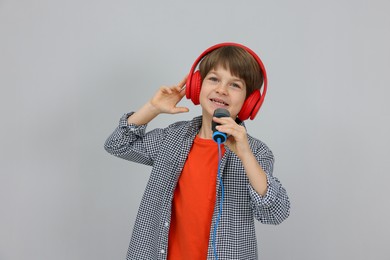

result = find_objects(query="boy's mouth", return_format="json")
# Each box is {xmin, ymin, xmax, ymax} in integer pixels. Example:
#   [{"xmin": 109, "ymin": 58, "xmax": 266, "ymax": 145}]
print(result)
[{"xmin": 210, "ymin": 98, "xmax": 229, "ymax": 106}]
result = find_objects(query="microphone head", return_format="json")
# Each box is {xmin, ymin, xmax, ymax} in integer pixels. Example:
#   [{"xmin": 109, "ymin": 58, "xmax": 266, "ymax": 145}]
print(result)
[
  {"xmin": 213, "ymin": 108, "xmax": 230, "ymax": 117},
  {"xmin": 212, "ymin": 108, "xmax": 230, "ymax": 143},
  {"xmin": 212, "ymin": 108, "xmax": 230, "ymax": 132}
]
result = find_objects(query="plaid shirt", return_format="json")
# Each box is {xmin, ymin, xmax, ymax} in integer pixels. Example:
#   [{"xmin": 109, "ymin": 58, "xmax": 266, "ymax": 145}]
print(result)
[{"xmin": 104, "ymin": 113, "xmax": 290, "ymax": 260}]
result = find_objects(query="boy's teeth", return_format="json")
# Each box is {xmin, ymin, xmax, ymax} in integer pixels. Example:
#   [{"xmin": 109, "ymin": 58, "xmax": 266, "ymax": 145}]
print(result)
[{"xmin": 212, "ymin": 99, "xmax": 227, "ymax": 105}]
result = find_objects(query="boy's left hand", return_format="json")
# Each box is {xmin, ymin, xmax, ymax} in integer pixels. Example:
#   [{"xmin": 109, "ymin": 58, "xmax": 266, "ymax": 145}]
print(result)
[{"xmin": 213, "ymin": 117, "xmax": 251, "ymax": 159}]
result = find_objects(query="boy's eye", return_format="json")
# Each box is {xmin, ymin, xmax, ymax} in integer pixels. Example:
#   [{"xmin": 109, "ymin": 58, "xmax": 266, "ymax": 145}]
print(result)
[
  {"xmin": 231, "ymin": 82, "xmax": 243, "ymax": 89},
  {"xmin": 208, "ymin": 76, "xmax": 218, "ymax": 82}
]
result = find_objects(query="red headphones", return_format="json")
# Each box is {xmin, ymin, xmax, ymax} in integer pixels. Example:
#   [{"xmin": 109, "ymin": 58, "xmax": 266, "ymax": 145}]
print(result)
[{"xmin": 185, "ymin": 42, "xmax": 268, "ymax": 121}]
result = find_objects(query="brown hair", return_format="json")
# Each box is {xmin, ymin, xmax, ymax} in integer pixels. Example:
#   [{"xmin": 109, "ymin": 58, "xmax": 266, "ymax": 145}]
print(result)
[{"xmin": 199, "ymin": 46, "xmax": 263, "ymax": 98}]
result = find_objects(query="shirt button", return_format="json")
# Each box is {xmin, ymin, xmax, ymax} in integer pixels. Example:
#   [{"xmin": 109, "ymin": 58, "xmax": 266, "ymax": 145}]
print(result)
[
  {"xmin": 164, "ymin": 222, "xmax": 169, "ymax": 227},
  {"xmin": 160, "ymin": 249, "xmax": 165, "ymax": 254}
]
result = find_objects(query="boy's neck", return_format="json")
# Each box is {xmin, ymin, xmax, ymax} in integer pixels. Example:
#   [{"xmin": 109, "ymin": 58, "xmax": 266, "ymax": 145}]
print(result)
[{"xmin": 198, "ymin": 117, "xmax": 213, "ymax": 139}]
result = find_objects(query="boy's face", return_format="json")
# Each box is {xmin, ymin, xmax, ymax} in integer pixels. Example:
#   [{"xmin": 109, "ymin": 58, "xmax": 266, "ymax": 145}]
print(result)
[{"xmin": 199, "ymin": 66, "xmax": 247, "ymax": 120}]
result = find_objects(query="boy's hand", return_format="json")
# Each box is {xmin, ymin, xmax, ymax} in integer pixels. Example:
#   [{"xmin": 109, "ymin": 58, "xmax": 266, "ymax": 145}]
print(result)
[
  {"xmin": 127, "ymin": 77, "xmax": 189, "ymax": 125},
  {"xmin": 213, "ymin": 117, "xmax": 251, "ymax": 159},
  {"xmin": 214, "ymin": 116, "xmax": 269, "ymax": 197},
  {"xmin": 149, "ymin": 77, "xmax": 189, "ymax": 115}
]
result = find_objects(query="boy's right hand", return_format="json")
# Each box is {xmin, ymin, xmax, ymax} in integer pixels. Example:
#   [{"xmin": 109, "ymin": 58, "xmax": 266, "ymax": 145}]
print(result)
[
  {"xmin": 127, "ymin": 77, "xmax": 189, "ymax": 126},
  {"xmin": 149, "ymin": 76, "xmax": 189, "ymax": 115}
]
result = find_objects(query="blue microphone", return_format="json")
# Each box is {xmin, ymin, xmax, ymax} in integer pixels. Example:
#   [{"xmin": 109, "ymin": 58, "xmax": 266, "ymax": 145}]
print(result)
[
  {"xmin": 212, "ymin": 108, "xmax": 230, "ymax": 144},
  {"xmin": 211, "ymin": 108, "xmax": 229, "ymax": 259}
]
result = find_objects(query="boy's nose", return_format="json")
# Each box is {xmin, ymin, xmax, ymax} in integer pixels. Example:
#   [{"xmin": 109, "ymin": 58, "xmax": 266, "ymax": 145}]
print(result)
[{"xmin": 215, "ymin": 83, "xmax": 228, "ymax": 95}]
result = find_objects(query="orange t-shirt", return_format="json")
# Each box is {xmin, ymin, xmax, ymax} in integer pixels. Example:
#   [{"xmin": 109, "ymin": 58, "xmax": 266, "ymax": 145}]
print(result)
[{"xmin": 167, "ymin": 136, "xmax": 225, "ymax": 260}]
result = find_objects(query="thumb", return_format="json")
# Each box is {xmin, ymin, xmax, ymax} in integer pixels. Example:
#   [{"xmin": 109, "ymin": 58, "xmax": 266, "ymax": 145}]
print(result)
[{"xmin": 171, "ymin": 106, "xmax": 189, "ymax": 114}]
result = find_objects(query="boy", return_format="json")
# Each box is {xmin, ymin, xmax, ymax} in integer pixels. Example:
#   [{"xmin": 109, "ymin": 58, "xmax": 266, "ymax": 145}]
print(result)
[{"xmin": 104, "ymin": 43, "xmax": 290, "ymax": 259}]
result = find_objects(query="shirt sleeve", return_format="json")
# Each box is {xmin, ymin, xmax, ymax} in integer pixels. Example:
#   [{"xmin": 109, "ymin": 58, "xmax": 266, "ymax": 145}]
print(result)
[
  {"xmin": 248, "ymin": 145, "xmax": 290, "ymax": 225},
  {"xmin": 104, "ymin": 112, "xmax": 164, "ymax": 166}
]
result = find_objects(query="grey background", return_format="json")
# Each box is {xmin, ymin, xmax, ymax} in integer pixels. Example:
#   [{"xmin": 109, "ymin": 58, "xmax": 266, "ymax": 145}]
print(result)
[{"xmin": 1, "ymin": 0, "xmax": 389, "ymax": 259}]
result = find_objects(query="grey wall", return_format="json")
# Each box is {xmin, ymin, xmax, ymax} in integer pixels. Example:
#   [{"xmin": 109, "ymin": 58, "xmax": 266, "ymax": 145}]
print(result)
[{"xmin": 1, "ymin": 0, "xmax": 389, "ymax": 259}]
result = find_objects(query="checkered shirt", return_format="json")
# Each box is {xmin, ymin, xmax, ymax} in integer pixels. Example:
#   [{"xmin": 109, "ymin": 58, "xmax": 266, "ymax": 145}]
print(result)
[{"xmin": 104, "ymin": 113, "xmax": 290, "ymax": 260}]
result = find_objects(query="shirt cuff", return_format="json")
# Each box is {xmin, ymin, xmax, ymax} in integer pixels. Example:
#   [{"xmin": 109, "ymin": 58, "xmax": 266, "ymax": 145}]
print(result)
[
  {"xmin": 248, "ymin": 177, "xmax": 281, "ymax": 208},
  {"xmin": 119, "ymin": 112, "xmax": 147, "ymax": 136}
]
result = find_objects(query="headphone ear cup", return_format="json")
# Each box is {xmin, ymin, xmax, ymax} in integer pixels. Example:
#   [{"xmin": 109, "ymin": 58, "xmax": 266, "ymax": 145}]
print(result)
[
  {"xmin": 188, "ymin": 70, "xmax": 202, "ymax": 105},
  {"xmin": 249, "ymin": 94, "xmax": 264, "ymax": 120},
  {"xmin": 238, "ymin": 90, "xmax": 261, "ymax": 121}
]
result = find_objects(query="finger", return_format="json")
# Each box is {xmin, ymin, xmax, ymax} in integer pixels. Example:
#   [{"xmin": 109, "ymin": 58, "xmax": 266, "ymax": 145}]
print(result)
[
  {"xmin": 171, "ymin": 106, "xmax": 189, "ymax": 114},
  {"xmin": 213, "ymin": 116, "xmax": 234, "ymax": 125},
  {"xmin": 216, "ymin": 124, "xmax": 245, "ymax": 137},
  {"xmin": 178, "ymin": 86, "xmax": 187, "ymax": 97},
  {"xmin": 176, "ymin": 76, "xmax": 188, "ymax": 90},
  {"xmin": 160, "ymin": 86, "xmax": 173, "ymax": 94},
  {"xmin": 174, "ymin": 84, "xmax": 185, "ymax": 93}
]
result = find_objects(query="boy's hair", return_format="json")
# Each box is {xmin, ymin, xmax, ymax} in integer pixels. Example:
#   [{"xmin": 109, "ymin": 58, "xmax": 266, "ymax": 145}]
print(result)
[{"xmin": 199, "ymin": 46, "xmax": 264, "ymax": 98}]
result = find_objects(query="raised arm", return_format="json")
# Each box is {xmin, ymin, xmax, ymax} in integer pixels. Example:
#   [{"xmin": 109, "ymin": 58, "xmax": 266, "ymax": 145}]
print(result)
[
  {"xmin": 127, "ymin": 77, "xmax": 189, "ymax": 125},
  {"xmin": 104, "ymin": 77, "xmax": 189, "ymax": 165}
]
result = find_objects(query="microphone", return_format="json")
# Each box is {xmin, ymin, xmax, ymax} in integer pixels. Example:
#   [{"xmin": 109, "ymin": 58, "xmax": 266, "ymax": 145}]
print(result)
[{"xmin": 212, "ymin": 108, "xmax": 230, "ymax": 143}]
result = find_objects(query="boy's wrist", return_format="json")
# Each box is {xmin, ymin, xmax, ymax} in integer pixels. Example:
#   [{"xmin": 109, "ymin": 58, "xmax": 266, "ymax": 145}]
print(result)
[
  {"xmin": 127, "ymin": 102, "xmax": 160, "ymax": 125},
  {"xmin": 145, "ymin": 101, "xmax": 161, "ymax": 117}
]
